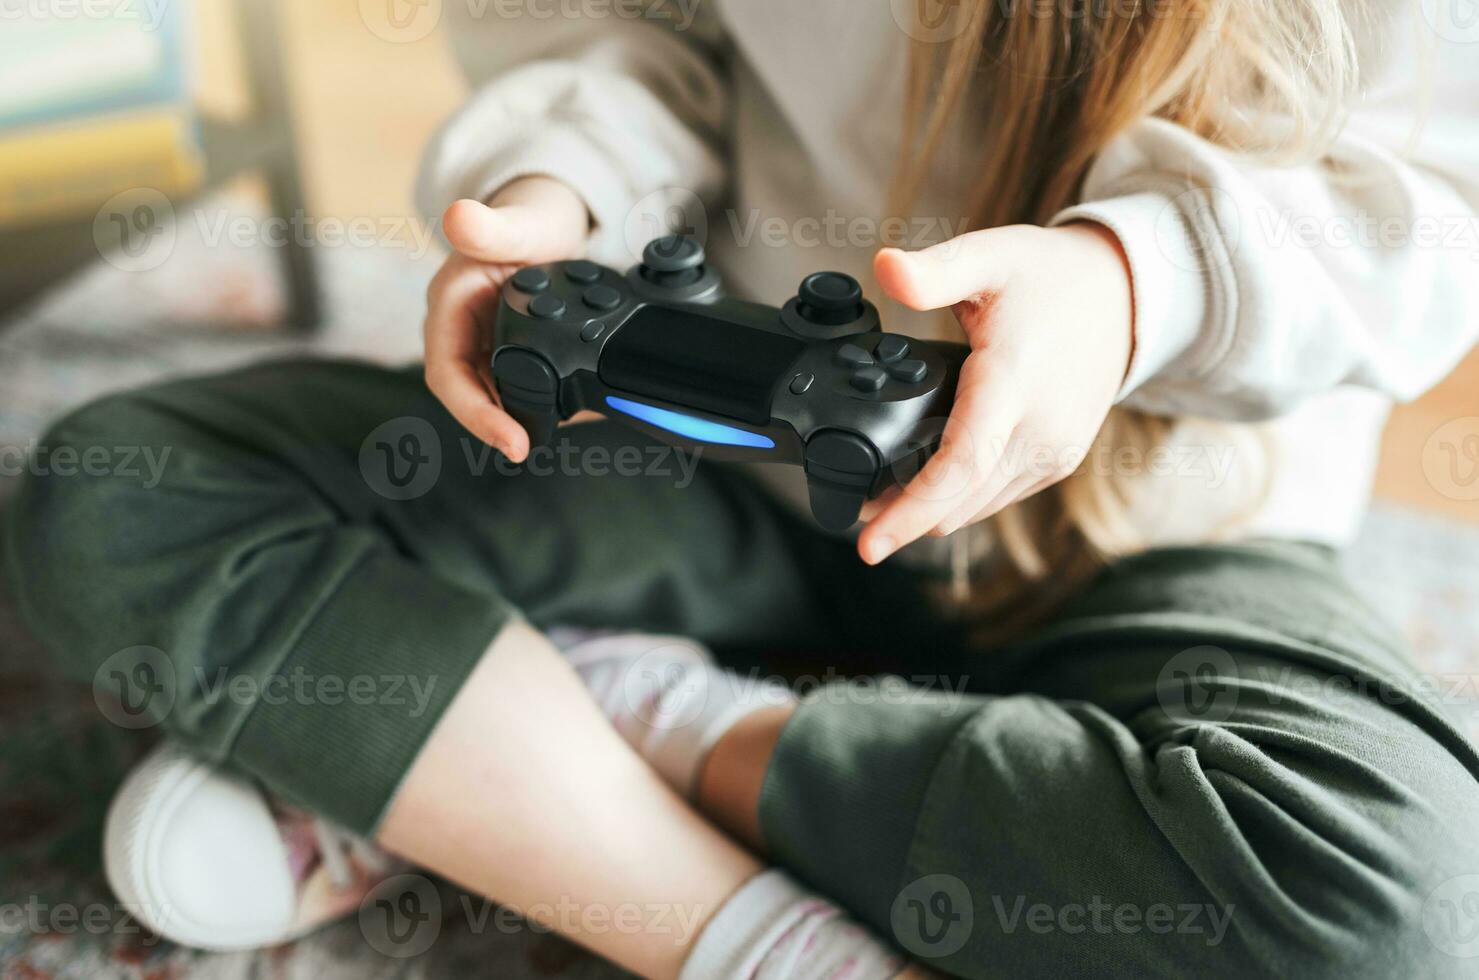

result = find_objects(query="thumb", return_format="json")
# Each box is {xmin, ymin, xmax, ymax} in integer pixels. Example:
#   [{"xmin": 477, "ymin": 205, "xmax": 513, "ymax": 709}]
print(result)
[
  {"xmin": 873, "ymin": 228, "xmax": 1017, "ymax": 311},
  {"xmin": 442, "ymin": 194, "xmax": 586, "ymax": 266}
]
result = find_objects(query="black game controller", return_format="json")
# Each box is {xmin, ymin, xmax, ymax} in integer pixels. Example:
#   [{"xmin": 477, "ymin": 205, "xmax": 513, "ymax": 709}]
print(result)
[{"xmin": 491, "ymin": 235, "xmax": 967, "ymax": 531}]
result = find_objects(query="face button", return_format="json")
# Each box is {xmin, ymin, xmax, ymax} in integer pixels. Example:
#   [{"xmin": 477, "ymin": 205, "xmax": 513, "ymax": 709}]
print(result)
[
  {"xmin": 798, "ymin": 272, "xmax": 864, "ymax": 325},
  {"xmin": 875, "ymin": 334, "xmax": 911, "ymax": 364},
  {"xmin": 565, "ymin": 260, "xmax": 601, "ymax": 284},
  {"xmin": 789, "ymin": 372, "xmax": 815, "ymax": 395},
  {"xmin": 511, "ymin": 267, "xmax": 550, "ymax": 293},
  {"xmin": 835, "ymin": 343, "xmax": 874, "ymax": 369},
  {"xmin": 528, "ymin": 293, "xmax": 566, "ymax": 319},
  {"xmin": 850, "ymin": 365, "xmax": 888, "ymax": 392},
  {"xmin": 582, "ymin": 284, "xmax": 622, "ymax": 311},
  {"xmin": 580, "ymin": 321, "xmax": 605, "ymax": 342},
  {"xmin": 888, "ymin": 358, "xmax": 928, "ymax": 384}
]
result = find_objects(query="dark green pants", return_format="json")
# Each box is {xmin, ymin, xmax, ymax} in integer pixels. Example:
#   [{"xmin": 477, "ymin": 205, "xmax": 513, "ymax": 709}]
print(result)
[{"xmin": 8, "ymin": 358, "xmax": 1479, "ymax": 978}]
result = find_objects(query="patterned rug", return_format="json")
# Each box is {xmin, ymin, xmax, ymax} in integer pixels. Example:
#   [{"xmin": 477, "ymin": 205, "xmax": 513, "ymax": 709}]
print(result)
[{"xmin": 1, "ymin": 193, "xmax": 1476, "ymax": 978}]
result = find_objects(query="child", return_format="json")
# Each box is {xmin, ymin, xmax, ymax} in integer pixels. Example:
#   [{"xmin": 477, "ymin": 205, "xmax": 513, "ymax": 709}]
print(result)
[{"xmin": 8, "ymin": 1, "xmax": 1479, "ymax": 976}]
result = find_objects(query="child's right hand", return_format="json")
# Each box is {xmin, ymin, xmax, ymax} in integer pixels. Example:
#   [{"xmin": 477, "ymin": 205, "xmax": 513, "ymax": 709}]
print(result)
[{"xmin": 423, "ymin": 175, "xmax": 589, "ymax": 462}]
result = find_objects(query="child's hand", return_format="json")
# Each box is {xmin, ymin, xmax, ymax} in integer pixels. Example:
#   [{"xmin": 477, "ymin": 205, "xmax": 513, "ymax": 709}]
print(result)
[
  {"xmin": 423, "ymin": 176, "xmax": 589, "ymax": 462},
  {"xmin": 857, "ymin": 223, "xmax": 1134, "ymax": 565}
]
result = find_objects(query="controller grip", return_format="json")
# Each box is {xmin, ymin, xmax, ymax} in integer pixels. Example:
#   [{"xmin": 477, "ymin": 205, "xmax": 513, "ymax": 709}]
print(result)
[
  {"xmin": 804, "ymin": 430, "xmax": 880, "ymax": 531},
  {"xmin": 492, "ymin": 348, "xmax": 562, "ymax": 449}
]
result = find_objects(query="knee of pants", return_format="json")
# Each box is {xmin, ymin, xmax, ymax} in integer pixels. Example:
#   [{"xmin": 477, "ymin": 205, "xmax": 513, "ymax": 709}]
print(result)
[{"xmin": 5, "ymin": 386, "xmax": 247, "ymax": 681}]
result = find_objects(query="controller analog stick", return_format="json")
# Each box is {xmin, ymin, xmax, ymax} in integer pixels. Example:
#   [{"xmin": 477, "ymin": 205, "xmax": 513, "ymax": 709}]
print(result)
[
  {"xmin": 640, "ymin": 235, "xmax": 706, "ymax": 287},
  {"xmin": 797, "ymin": 272, "xmax": 864, "ymax": 325}
]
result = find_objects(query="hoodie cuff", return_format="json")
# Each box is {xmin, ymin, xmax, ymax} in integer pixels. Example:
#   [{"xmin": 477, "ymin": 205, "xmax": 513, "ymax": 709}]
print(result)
[
  {"xmin": 424, "ymin": 125, "xmax": 635, "ymax": 266},
  {"xmin": 1052, "ymin": 191, "xmax": 1214, "ymax": 403}
]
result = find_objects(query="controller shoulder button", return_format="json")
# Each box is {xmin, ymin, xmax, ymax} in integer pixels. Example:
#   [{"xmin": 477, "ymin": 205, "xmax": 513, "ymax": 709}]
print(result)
[
  {"xmin": 876, "ymin": 334, "xmax": 911, "ymax": 364},
  {"xmin": 850, "ymin": 365, "xmax": 887, "ymax": 392},
  {"xmin": 582, "ymin": 284, "xmax": 622, "ymax": 311},
  {"xmin": 565, "ymin": 261, "xmax": 601, "ymax": 284},
  {"xmin": 888, "ymin": 358, "xmax": 928, "ymax": 384},
  {"xmin": 493, "ymin": 348, "xmax": 558, "ymax": 395},
  {"xmin": 528, "ymin": 293, "xmax": 566, "ymax": 319},
  {"xmin": 835, "ymin": 343, "xmax": 874, "ymax": 369},
  {"xmin": 805, "ymin": 430, "xmax": 878, "ymax": 479},
  {"xmin": 511, "ymin": 267, "xmax": 550, "ymax": 294}
]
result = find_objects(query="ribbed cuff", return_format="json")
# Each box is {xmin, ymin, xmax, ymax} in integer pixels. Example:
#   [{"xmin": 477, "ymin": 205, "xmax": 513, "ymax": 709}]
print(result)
[
  {"xmin": 229, "ymin": 552, "xmax": 514, "ymax": 835},
  {"xmin": 756, "ymin": 683, "xmax": 972, "ymax": 928},
  {"xmin": 1052, "ymin": 190, "xmax": 1215, "ymax": 403}
]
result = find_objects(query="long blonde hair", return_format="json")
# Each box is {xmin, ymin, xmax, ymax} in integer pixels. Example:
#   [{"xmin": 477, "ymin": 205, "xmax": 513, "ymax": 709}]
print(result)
[{"xmin": 892, "ymin": 0, "xmax": 1365, "ymax": 632}]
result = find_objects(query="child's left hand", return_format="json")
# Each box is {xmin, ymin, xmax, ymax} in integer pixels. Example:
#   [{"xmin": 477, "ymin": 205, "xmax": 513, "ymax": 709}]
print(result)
[{"xmin": 857, "ymin": 222, "xmax": 1134, "ymax": 565}]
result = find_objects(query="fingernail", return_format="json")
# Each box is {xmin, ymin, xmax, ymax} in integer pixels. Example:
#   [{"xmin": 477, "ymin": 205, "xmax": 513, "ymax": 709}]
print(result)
[{"xmin": 866, "ymin": 535, "xmax": 896, "ymax": 565}]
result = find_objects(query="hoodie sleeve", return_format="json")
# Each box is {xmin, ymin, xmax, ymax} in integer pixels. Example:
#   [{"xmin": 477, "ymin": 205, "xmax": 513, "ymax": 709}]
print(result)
[
  {"xmin": 414, "ymin": 8, "xmax": 729, "ymax": 266},
  {"xmin": 1054, "ymin": 9, "xmax": 1479, "ymax": 419}
]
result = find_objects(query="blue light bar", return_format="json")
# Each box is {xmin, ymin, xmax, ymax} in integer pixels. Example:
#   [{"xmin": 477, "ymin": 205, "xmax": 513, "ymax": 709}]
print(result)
[{"xmin": 605, "ymin": 396, "xmax": 776, "ymax": 449}]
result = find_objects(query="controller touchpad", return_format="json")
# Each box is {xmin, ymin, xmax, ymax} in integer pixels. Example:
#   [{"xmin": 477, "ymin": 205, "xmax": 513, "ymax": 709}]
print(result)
[{"xmin": 600, "ymin": 307, "xmax": 804, "ymax": 426}]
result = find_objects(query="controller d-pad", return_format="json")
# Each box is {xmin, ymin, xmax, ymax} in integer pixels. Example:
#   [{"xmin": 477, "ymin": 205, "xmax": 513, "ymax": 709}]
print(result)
[
  {"xmin": 511, "ymin": 267, "xmax": 550, "ymax": 293},
  {"xmin": 850, "ymin": 366, "xmax": 887, "ymax": 392},
  {"xmin": 835, "ymin": 343, "xmax": 873, "ymax": 369},
  {"xmin": 888, "ymin": 358, "xmax": 928, "ymax": 384},
  {"xmin": 876, "ymin": 334, "xmax": 911, "ymax": 363},
  {"xmin": 528, "ymin": 293, "xmax": 566, "ymax": 319}
]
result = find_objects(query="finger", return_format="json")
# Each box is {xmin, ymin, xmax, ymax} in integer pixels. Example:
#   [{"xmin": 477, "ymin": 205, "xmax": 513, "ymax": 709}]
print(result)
[
  {"xmin": 858, "ymin": 484, "xmax": 904, "ymax": 523},
  {"xmin": 443, "ymin": 198, "xmax": 585, "ymax": 266},
  {"xmin": 423, "ymin": 258, "xmax": 530, "ymax": 459},
  {"xmin": 934, "ymin": 469, "xmax": 1040, "ymax": 539},
  {"xmin": 857, "ymin": 354, "xmax": 1021, "ymax": 564},
  {"xmin": 874, "ymin": 228, "xmax": 1020, "ymax": 312}
]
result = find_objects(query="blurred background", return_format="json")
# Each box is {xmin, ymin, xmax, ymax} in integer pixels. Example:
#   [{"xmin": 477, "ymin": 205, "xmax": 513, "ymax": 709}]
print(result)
[{"xmin": 0, "ymin": 2, "xmax": 1476, "ymax": 977}]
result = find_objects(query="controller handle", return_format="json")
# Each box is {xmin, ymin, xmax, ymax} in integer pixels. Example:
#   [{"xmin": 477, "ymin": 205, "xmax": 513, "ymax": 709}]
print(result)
[{"xmin": 492, "ymin": 348, "xmax": 562, "ymax": 449}]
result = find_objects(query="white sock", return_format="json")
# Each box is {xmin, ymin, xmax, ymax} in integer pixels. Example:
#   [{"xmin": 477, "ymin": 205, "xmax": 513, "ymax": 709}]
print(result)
[
  {"xmin": 679, "ymin": 869, "xmax": 905, "ymax": 980},
  {"xmin": 551, "ymin": 630, "xmax": 797, "ymax": 798}
]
